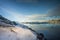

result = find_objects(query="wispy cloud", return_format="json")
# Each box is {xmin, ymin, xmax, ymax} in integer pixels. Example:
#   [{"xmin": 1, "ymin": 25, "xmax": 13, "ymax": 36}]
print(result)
[
  {"xmin": 0, "ymin": 7, "xmax": 48, "ymax": 22},
  {"xmin": 47, "ymin": 5, "xmax": 60, "ymax": 16},
  {"xmin": 16, "ymin": 0, "xmax": 40, "ymax": 3}
]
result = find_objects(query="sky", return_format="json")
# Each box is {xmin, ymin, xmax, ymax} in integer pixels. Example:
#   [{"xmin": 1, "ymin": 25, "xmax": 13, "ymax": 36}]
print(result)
[{"xmin": 0, "ymin": 0, "xmax": 60, "ymax": 22}]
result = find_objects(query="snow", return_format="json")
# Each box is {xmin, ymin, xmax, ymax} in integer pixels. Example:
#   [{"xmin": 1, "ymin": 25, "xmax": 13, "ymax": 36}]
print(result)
[
  {"xmin": 0, "ymin": 15, "xmax": 37, "ymax": 40},
  {"xmin": 0, "ymin": 27, "xmax": 37, "ymax": 40}
]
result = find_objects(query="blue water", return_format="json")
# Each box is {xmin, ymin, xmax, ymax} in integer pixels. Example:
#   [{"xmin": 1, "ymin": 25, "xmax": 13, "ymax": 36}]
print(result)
[{"xmin": 24, "ymin": 24, "xmax": 60, "ymax": 40}]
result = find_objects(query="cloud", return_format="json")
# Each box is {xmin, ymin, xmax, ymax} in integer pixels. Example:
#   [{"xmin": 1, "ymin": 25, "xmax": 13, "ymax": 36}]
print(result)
[
  {"xmin": 47, "ymin": 6, "xmax": 60, "ymax": 16},
  {"xmin": 23, "ymin": 14, "xmax": 48, "ymax": 22},
  {"xmin": 0, "ymin": 7, "xmax": 47, "ymax": 22},
  {"xmin": 10, "ymin": 13, "xmax": 47, "ymax": 22},
  {"xmin": 16, "ymin": 0, "xmax": 40, "ymax": 3},
  {"xmin": 26, "ymin": 14, "xmax": 47, "ymax": 18}
]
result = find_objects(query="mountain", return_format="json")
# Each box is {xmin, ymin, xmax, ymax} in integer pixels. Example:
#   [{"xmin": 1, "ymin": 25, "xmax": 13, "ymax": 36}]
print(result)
[
  {"xmin": 0, "ymin": 15, "xmax": 37, "ymax": 40},
  {"xmin": 0, "ymin": 15, "xmax": 29, "ymax": 28},
  {"xmin": 48, "ymin": 19, "xmax": 60, "ymax": 24},
  {"xmin": 0, "ymin": 15, "xmax": 38, "ymax": 35},
  {"xmin": 21, "ymin": 22, "xmax": 48, "ymax": 24},
  {"xmin": 0, "ymin": 15, "xmax": 38, "ymax": 33},
  {"xmin": 0, "ymin": 15, "xmax": 14, "ymax": 27}
]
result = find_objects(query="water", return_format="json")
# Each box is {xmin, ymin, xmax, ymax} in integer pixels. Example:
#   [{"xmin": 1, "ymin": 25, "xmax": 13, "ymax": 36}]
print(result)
[{"xmin": 24, "ymin": 24, "xmax": 60, "ymax": 40}]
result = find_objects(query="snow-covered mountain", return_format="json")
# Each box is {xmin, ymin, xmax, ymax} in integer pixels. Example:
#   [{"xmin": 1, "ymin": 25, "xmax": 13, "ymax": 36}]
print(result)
[
  {"xmin": 0, "ymin": 15, "xmax": 14, "ymax": 27},
  {"xmin": 0, "ymin": 15, "xmax": 37, "ymax": 40},
  {"xmin": 0, "ymin": 15, "xmax": 37, "ymax": 33},
  {"xmin": 0, "ymin": 15, "xmax": 29, "ymax": 28}
]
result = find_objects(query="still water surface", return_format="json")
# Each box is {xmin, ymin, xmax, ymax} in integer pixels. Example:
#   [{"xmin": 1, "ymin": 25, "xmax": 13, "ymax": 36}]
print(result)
[{"xmin": 24, "ymin": 24, "xmax": 60, "ymax": 40}]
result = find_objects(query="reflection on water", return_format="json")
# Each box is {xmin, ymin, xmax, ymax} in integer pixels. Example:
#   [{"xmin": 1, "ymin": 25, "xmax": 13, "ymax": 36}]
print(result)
[{"xmin": 24, "ymin": 24, "xmax": 60, "ymax": 40}]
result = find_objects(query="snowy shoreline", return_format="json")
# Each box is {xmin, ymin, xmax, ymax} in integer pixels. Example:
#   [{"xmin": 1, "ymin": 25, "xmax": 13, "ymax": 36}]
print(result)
[{"xmin": 0, "ymin": 26, "xmax": 37, "ymax": 40}]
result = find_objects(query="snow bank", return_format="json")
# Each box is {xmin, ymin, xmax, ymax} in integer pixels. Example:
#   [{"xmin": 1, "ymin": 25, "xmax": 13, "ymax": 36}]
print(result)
[{"xmin": 0, "ymin": 27, "xmax": 37, "ymax": 40}]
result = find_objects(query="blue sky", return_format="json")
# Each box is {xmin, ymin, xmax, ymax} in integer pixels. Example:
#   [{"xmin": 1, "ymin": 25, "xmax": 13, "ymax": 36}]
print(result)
[{"xmin": 0, "ymin": 0, "xmax": 60, "ymax": 22}]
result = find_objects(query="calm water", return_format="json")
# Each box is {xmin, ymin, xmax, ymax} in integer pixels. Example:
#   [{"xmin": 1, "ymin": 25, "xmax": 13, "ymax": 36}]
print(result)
[{"xmin": 24, "ymin": 24, "xmax": 60, "ymax": 40}]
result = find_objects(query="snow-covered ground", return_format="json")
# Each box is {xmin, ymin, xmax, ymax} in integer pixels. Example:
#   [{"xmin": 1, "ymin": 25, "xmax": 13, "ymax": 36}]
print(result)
[
  {"xmin": 0, "ymin": 27, "xmax": 37, "ymax": 40},
  {"xmin": 0, "ymin": 20, "xmax": 37, "ymax": 40},
  {"xmin": 0, "ymin": 15, "xmax": 37, "ymax": 40}
]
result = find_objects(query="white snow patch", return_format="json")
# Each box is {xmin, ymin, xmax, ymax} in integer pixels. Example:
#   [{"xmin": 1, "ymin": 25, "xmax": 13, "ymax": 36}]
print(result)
[{"xmin": 0, "ymin": 27, "xmax": 37, "ymax": 40}]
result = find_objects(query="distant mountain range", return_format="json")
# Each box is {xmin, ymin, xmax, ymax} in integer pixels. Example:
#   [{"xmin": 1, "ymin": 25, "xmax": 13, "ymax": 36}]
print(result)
[
  {"xmin": 21, "ymin": 19, "xmax": 60, "ymax": 24},
  {"xmin": 21, "ymin": 22, "xmax": 48, "ymax": 24},
  {"xmin": 48, "ymin": 19, "xmax": 60, "ymax": 24}
]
